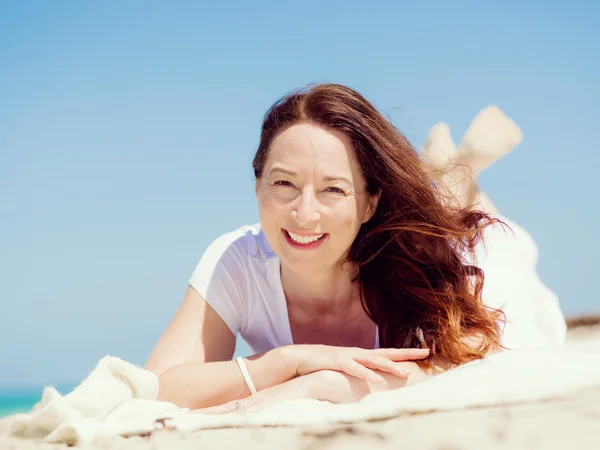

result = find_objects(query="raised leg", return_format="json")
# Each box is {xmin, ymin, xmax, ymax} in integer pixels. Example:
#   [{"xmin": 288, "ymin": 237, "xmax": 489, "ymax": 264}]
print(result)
[{"xmin": 421, "ymin": 107, "xmax": 567, "ymax": 348}]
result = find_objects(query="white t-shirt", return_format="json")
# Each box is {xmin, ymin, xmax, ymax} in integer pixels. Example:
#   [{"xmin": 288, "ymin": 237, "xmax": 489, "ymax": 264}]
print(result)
[{"xmin": 189, "ymin": 220, "xmax": 566, "ymax": 354}]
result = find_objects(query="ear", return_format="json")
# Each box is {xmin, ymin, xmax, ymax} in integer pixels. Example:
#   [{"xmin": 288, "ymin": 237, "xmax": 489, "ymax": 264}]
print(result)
[{"xmin": 363, "ymin": 189, "xmax": 381, "ymax": 223}]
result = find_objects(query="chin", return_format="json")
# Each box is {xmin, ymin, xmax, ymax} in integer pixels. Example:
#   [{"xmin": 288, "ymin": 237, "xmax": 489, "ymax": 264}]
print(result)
[{"xmin": 284, "ymin": 258, "xmax": 329, "ymax": 275}]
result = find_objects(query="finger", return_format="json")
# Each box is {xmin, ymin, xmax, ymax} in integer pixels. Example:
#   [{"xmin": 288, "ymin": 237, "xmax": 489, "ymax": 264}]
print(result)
[
  {"xmin": 339, "ymin": 359, "xmax": 386, "ymax": 382},
  {"xmin": 373, "ymin": 348, "xmax": 430, "ymax": 361},
  {"xmin": 354, "ymin": 355, "xmax": 411, "ymax": 378}
]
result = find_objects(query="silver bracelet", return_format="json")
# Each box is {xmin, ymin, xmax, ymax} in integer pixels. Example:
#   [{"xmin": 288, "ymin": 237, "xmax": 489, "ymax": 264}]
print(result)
[{"xmin": 235, "ymin": 356, "xmax": 257, "ymax": 394}]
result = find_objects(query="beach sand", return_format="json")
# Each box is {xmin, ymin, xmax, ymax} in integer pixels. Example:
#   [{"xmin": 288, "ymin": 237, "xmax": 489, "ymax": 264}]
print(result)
[{"xmin": 2, "ymin": 317, "xmax": 599, "ymax": 450}]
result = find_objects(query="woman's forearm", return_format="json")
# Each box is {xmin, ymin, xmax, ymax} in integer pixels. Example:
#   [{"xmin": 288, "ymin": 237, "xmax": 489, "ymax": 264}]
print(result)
[
  {"xmin": 156, "ymin": 346, "xmax": 298, "ymax": 409},
  {"xmin": 311, "ymin": 362, "xmax": 435, "ymax": 404},
  {"xmin": 156, "ymin": 346, "xmax": 436, "ymax": 410},
  {"xmin": 194, "ymin": 361, "xmax": 441, "ymax": 414}
]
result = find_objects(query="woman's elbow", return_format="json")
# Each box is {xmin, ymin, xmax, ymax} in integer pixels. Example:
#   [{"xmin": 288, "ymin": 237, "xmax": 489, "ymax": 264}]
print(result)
[{"xmin": 150, "ymin": 366, "xmax": 194, "ymax": 409}]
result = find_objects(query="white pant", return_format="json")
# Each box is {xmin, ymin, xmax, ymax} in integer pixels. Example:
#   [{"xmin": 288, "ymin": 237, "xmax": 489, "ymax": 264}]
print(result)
[{"xmin": 473, "ymin": 215, "xmax": 567, "ymax": 349}]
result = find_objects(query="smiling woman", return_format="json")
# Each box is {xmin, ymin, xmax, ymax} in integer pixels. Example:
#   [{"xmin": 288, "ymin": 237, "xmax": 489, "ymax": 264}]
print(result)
[
  {"xmin": 144, "ymin": 83, "xmax": 566, "ymax": 413},
  {"xmin": 256, "ymin": 123, "xmax": 380, "ymax": 302}
]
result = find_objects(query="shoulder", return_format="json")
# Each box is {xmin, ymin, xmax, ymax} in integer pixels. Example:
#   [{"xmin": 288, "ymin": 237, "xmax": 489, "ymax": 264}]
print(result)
[
  {"xmin": 189, "ymin": 222, "xmax": 273, "ymax": 305},
  {"xmin": 205, "ymin": 223, "xmax": 273, "ymax": 260},
  {"xmin": 195, "ymin": 223, "xmax": 274, "ymax": 273}
]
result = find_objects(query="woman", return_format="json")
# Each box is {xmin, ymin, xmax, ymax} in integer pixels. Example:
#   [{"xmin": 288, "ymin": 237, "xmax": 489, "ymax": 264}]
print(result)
[{"xmin": 145, "ymin": 83, "xmax": 563, "ymax": 413}]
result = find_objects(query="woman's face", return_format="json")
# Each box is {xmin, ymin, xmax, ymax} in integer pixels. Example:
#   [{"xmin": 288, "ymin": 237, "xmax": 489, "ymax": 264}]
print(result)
[{"xmin": 256, "ymin": 122, "xmax": 380, "ymax": 272}]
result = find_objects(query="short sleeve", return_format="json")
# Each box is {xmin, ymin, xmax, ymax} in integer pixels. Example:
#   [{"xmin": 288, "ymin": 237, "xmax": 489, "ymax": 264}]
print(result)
[{"xmin": 189, "ymin": 232, "xmax": 247, "ymax": 336}]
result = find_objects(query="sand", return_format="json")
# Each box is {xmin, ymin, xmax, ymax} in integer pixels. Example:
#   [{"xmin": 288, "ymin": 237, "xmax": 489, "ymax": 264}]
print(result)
[{"xmin": 2, "ymin": 318, "xmax": 599, "ymax": 450}]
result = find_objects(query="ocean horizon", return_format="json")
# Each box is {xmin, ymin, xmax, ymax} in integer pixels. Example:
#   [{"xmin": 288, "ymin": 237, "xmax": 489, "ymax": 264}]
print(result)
[{"xmin": 0, "ymin": 384, "xmax": 75, "ymax": 418}]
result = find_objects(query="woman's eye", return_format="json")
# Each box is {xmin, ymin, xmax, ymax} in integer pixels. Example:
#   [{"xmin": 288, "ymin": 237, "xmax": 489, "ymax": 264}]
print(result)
[
  {"xmin": 274, "ymin": 180, "xmax": 294, "ymax": 187},
  {"xmin": 326, "ymin": 186, "xmax": 345, "ymax": 194}
]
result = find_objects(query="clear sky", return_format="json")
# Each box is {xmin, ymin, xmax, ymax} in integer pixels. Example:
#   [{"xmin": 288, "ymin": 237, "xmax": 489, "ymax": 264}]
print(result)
[{"xmin": 1, "ymin": 1, "xmax": 598, "ymax": 388}]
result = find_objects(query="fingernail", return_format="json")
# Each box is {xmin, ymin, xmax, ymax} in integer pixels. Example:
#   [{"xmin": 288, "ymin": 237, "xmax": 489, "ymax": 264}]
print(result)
[
  {"xmin": 371, "ymin": 374, "xmax": 384, "ymax": 382},
  {"xmin": 400, "ymin": 370, "xmax": 411, "ymax": 377}
]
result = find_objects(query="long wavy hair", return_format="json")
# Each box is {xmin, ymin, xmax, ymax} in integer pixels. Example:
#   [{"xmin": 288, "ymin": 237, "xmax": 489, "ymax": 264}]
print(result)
[{"xmin": 252, "ymin": 83, "xmax": 505, "ymax": 368}]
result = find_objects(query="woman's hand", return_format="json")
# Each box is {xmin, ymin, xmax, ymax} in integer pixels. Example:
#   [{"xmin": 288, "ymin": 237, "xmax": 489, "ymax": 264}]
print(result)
[
  {"xmin": 310, "ymin": 362, "xmax": 433, "ymax": 404},
  {"xmin": 288, "ymin": 345, "xmax": 430, "ymax": 383}
]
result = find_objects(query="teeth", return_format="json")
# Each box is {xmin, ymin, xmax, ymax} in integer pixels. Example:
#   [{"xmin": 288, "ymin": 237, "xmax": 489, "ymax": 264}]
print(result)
[{"xmin": 288, "ymin": 231, "xmax": 324, "ymax": 244}]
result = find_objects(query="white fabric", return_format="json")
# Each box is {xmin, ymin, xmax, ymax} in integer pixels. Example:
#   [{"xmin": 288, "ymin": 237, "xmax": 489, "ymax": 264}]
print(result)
[
  {"xmin": 5, "ymin": 356, "xmax": 169, "ymax": 444},
  {"xmin": 190, "ymin": 219, "xmax": 566, "ymax": 353},
  {"xmin": 5, "ymin": 341, "xmax": 600, "ymax": 445}
]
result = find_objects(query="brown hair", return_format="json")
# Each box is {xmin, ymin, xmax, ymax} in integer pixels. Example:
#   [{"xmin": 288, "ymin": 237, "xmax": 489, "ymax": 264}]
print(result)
[{"xmin": 252, "ymin": 83, "xmax": 505, "ymax": 368}]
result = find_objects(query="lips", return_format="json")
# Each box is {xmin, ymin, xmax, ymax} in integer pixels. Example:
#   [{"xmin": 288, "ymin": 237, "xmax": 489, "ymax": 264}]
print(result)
[{"xmin": 282, "ymin": 229, "xmax": 328, "ymax": 250}]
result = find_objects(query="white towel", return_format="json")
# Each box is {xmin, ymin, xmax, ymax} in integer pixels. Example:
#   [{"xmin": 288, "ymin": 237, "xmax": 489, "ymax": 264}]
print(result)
[
  {"xmin": 6, "ymin": 356, "xmax": 177, "ymax": 443},
  {"xmin": 4, "ymin": 339, "xmax": 600, "ymax": 446}
]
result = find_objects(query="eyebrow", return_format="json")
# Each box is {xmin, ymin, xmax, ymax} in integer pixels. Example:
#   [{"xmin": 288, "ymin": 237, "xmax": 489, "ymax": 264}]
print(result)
[{"xmin": 269, "ymin": 167, "xmax": 353, "ymax": 185}]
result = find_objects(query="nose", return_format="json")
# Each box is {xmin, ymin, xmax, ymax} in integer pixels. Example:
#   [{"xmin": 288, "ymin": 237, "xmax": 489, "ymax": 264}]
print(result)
[{"xmin": 292, "ymin": 188, "xmax": 320, "ymax": 225}]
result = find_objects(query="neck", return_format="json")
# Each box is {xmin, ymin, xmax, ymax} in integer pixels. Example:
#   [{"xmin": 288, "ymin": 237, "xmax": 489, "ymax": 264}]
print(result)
[{"xmin": 280, "ymin": 261, "xmax": 360, "ymax": 312}]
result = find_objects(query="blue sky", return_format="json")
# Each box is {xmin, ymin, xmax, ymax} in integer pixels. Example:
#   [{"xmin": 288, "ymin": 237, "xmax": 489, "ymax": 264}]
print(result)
[{"xmin": 1, "ymin": 1, "xmax": 598, "ymax": 388}]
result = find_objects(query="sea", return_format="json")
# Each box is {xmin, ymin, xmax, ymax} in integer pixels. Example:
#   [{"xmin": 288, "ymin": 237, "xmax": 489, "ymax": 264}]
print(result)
[
  {"xmin": 0, "ymin": 384, "xmax": 75, "ymax": 418},
  {"xmin": 1, "ymin": 390, "xmax": 41, "ymax": 417}
]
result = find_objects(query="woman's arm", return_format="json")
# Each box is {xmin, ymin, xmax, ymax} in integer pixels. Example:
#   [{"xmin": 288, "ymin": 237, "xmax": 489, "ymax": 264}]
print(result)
[
  {"xmin": 198, "ymin": 361, "xmax": 442, "ymax": 414},
  {"xmin": 146, "ymin": 286, "xmax": 300, "ymax": 409},
  {"xmin": 310, "ymin": 362, "xmax": 438, "ymax": 404},
  {"xmin": 146, "ymin": 287, "xmax": 430, "ymax": 409}
]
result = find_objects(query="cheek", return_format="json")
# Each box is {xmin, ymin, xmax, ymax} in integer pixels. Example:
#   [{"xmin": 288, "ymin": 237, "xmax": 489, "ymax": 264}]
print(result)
[
  {"xmin": 325, "ymin": 198, "xmax": 361, "ymax": 226},
  {"xmin": 259, "ymin": 191, "xmax": 289, "ymax": 222},
  {"xmin": 258, "ymin": 197, "xmax": 282, "ymax": 247}
]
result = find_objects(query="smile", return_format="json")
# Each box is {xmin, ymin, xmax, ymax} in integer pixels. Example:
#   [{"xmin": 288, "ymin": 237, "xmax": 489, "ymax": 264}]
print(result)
[{"xmin": 282, "ymin": 229, "xmax": 328, "ymax": 249}]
